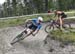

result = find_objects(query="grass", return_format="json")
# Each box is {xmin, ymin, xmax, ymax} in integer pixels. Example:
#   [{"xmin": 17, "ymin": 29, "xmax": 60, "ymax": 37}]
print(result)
[
  {"xmin": 0, "ymin": 18, "xmax": 26, "ymax": 28},
  {"xmin": 50, "ymin": 30, "xmax": 75, "ymax": 45},
  {"xmin": 0, "ymin": 15, "xmax": 54, "ymax": 28},
  {"xmin": 67, "ymin": 13, "xmax": 75, "ymax": 17},
  {"xmin": 66, "ymin": 10, "xmax": 75, "ymax": 12},
  {"xmin": 0, "ymin": 11, "xmax": 75, "ymax": 28}
]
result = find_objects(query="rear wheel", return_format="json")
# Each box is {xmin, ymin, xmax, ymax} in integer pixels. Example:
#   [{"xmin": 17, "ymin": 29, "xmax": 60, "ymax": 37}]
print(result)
[
  {"xmin": 62, "ymin": 23, "xmax": 71, "ymax": 30},
  {"xmin": 61, "ymin": 23, "xmax": 71, "ymax": 32}
]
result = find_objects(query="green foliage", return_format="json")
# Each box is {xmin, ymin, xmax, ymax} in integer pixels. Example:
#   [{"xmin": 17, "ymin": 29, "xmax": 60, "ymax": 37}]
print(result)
[
  {"xmin": 58, "ymin": 0, "xmax": 75, "ymax": 11},
  {"xmin": 1, "ymin": 0, "xmax": 75, "ymax": 17},
  {"xmin": 50, "ymin": 30, "xmax": 75, "ymax": 44},
  {"xmin": 16, "ymin": 3, "xmax": 24, "ymax": 16},
  {"xmin": 33, "ymin": 0, "xmax": 44, "ymax": 13},
  {"xmin": 48, "ymin": 0, "xmax": 55, "ymax": 10},
  {"xmin": 12, "ymin": 0, "xmax": 17, "ymax": 15}
]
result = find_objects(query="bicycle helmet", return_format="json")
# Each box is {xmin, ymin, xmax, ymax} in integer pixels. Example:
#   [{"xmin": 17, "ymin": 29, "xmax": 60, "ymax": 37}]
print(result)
[{"xmin": 38, "ymin": 17, "xmax": 43, "ymax": 22}]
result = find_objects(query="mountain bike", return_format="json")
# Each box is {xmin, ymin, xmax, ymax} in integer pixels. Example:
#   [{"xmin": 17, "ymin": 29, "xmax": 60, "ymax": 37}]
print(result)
[
  {"xmin": 45, "ymin": 19, "xmax": 71, "ymax": 33},
  {"xmin": 11, "ymin": 22, "xmax": 35, "ymax": 45}
]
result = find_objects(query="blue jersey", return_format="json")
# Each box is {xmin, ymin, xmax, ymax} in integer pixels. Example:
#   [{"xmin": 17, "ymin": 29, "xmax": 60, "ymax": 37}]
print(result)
[{"xmin": 32, "ymin": 18, "xmax": 42, "ymax": 30}]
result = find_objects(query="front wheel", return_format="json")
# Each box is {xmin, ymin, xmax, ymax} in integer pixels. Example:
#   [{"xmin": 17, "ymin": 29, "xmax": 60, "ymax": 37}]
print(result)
[
  {"xmin": 11, "ymin": 33, "xmax": 24, "ymax": 45},
  {"xmin": 45, "ymin": 24, "xmax": 54, "ymax": 33}
]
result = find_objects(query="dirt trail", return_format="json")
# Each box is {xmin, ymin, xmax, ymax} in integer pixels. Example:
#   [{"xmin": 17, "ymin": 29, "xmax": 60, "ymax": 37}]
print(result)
[{"xmin": 0, "ymin": 23, "xmax": 75, "ymax": 54}]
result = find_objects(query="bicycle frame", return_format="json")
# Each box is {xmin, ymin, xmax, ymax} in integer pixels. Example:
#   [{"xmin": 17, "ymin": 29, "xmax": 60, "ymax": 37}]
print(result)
[{"xmin": 50, "ymin": 20, "xmax": 60, "ymax": 28}]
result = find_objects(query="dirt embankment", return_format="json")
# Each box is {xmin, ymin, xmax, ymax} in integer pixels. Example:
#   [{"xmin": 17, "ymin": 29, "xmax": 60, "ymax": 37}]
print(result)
[{"xmin": 0, "ymin": 24, "xmax": 75, "ymax": 54}]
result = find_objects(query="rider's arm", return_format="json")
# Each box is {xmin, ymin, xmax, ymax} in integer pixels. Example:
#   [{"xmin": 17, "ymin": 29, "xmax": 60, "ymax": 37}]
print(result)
[
  {"xmin": 54, "ymin": 12, "xmax": 57, "ymax": 18},
  {"xmin": 25, "ymin": 19, "xmax": 32, "ymax": 23},
  {"xmin": 25, "ymin": 18, "xmax": 37, "ymax": 23},
  {"xmin": 33, "ymin": 29, "xmax": 39, "ymax": 36}
]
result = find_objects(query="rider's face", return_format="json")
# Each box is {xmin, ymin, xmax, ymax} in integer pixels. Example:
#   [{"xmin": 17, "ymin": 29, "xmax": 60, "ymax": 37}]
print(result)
[{"xmin": 39, "ymin": 20, "xmax": 42, "ymax": 23}]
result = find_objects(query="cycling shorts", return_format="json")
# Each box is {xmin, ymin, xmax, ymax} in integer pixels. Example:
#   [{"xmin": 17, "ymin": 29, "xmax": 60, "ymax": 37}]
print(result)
[{"xmin": 29, "ymin": 24, "xmax": 37, "ymax": 31}]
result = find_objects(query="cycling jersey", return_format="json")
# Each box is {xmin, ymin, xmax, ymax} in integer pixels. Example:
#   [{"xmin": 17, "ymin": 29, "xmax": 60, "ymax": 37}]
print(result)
[
  {"xmin": 28, "ymin": 18, "xmax": 42, "ymax": 30},
  {"xmin": 55, "ymin": 11, "xmax": 67, "ymax": 19}
]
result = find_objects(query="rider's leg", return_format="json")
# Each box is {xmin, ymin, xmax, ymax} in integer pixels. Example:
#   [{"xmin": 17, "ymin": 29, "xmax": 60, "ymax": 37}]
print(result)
[
  {"xmin": 23, "ymin": 29, "xmax": 34, "ymax": 38},
  {"xmin": 27, "ymin": 30, "xmax": 34, "ymax": 36},
  {"xmin": 59, "ymin": 18, "xmax": 63, "ymax": 30},
  {"xmin": 62, "ymin": 19, "xmax": 64, "ymax": 27},
  {"xmin": 23, "ymin": 24, "xmax": 37, "ymax": 38}
]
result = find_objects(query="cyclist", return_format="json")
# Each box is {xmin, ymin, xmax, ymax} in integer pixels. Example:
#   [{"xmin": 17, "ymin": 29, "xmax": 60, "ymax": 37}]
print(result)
[
  {"xmin": 54, "ymin": 10, "xmax": 67, "ymax": 30},
  {"xmin": 24, "ymin": 16, "xmax": 43, "ymax": 38}
]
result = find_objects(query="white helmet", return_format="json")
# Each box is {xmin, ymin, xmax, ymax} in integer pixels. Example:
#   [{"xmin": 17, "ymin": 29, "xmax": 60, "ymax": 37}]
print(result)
[{"xmin": 38, "ymin": 17, "xmax": 43, "ymax": 22}]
